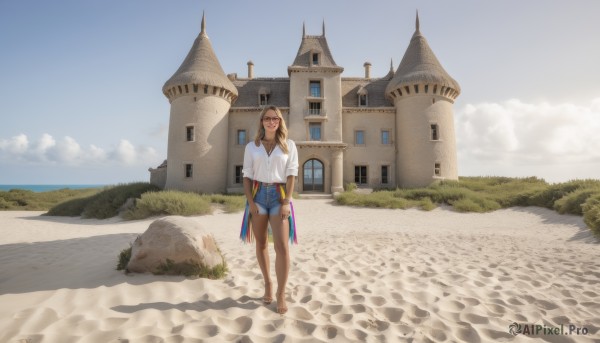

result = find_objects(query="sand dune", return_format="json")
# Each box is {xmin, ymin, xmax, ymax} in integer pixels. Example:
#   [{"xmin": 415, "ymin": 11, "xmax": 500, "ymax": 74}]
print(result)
[{"xmin": 0, "ymin": 200, "xmax": 599, "ymax": 342}]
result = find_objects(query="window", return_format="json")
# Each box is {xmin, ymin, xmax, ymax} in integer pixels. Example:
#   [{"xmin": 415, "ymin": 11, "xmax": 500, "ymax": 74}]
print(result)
[
  {"xmin": 381, "ymin": 166, "xmax": 389, "ymax": 184},
  {"xmin": 204, "ymin": 85, "xmax": 208, "ymax": 94},
  {"xmin": 312, "ymin": 53, "xmax": 320, "ymax": 65},
  {"xmin": 381, "ymin": 130, "xmax": 390, "ymax": 145},
  {"xmin": 434, "ymin": 163, "xmax": 441, "ymax": 176},
  {"xmin": 185, "ymin": 164, "xmax": 193, "ymax": 178},
  {"xmin": 359, "ymin": 94, "xmax": 367, "ymax": 107},
  {"xmin": 235, "ymin": 166, "xmax": 243, "ymax": 184},
  {"xmin": 309, "ymin": 123, "xmax": 322, "ymax": 141},
  {"xmin": 186, "ymin": 126, "xmax": 194, "ymax": 142},
  {"xmin": 431, "ymin": 124, "xmax": 439, "ymax": 140},
  {"xmin": 237, "ymin": 130, "xmax": 247, "ymax": 145},
  {"xmin": 309, "ymin": 81, "xmax": 321, "ymax": 97},
  {"xmin": 355, "ymin": 165, "xmax": 367, "ymax": 184},
  {"xmin": 259, "ymin": 93, "xmax": 270, "ymax": 106},
  {"xmin": 309, "ymin": 102, "xmax": 321, "ymax": 115},
  {"xmin": 355, "ymin": 130, "xmax": 365, "ymax": 145}
]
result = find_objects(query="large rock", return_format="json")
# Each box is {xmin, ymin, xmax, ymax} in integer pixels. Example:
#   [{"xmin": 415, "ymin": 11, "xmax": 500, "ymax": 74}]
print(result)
[{"xmin": 126, "ymin": 216, "xmax": 223, "ymax": 274}]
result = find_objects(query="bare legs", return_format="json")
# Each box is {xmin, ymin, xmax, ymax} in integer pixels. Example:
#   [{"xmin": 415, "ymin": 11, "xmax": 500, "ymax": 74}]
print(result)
[
  {"xmin": 251, "ymin": 214, "xmax": 272, "ymax": 303},
  {"xmin": 251, "ymin": 213, "xmax": 290, "ymax": 314},
  {"xmin": 270, "ymin": 214, "xmax": 290, "ymax": 314}
]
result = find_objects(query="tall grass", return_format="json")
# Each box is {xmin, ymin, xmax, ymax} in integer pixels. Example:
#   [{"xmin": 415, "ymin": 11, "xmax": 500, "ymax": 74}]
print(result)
[
  {"xmin": 335, "ymin": 177, "xmax": 600, "ymax": 236},
  {"xmin": 47, "ymin": 182, "xmax": 160, "ymax": 219},
  {"xmin": 0, "ymin": 188, "xmax": 101, "ymax": 211},
  {"xmin": 122, "ymin": 191, "xmax": 246, "ymax": 220},
  {"xmin": 122, "ymin": 190, "xmax": 212, "ymax": 219}
]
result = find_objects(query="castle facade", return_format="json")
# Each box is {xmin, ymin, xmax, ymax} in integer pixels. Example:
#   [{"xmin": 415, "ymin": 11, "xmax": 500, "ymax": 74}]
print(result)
[{"xmin": 149, "ymin": 13, "xmax": 461, "ymax": 194}]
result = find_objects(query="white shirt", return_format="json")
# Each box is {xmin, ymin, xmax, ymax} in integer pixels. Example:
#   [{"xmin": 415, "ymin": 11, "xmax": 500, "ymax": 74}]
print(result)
[{"xmin": 242, "ymin": 139, "xmax": 299, "ymax": 183}]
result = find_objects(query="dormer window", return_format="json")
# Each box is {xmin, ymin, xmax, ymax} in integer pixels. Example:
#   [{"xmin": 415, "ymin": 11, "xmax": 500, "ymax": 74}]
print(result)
[
  {"xmin": 258, "ymin": 87, "xmax": 271, "ymax": 106},
  {"xmin": 359, "ymin": 94, "xmax": 367, "ymax": 107},
  {"xmin": 259, "ymin": 93, "xmax": 270, "ymax": 106},
  {"xmin": 312, "ymin": 52, "xmax": 320, "ymax": 65},
  {"xmin": 357, "ymin": 86, "xmax": 368, "ymax": 107}
]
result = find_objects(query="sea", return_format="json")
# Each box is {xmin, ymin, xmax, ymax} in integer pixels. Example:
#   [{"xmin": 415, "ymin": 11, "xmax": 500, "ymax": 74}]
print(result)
[{"xmin": 0, "ymin": 185, "xmax": 107, "ymax": 192}]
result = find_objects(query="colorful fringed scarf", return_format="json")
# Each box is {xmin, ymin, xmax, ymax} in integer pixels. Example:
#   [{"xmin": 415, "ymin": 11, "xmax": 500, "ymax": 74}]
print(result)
[{"xmin": 239, "ymin": 181, "xmax": 298, "ymax": 245}]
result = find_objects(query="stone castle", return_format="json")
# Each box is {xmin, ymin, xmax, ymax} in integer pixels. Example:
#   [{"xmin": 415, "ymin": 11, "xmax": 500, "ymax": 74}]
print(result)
[{"xmin": 149, "ymin": 12, "xmax": 460, "ymax": 194}]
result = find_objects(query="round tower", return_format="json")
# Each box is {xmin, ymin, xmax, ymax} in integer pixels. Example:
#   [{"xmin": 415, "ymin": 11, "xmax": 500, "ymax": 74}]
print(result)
[
  {"xmin": 162, "ymin": 13, "xmax": 238, "ymax": 193},
  {"xmin": 385, "ymin": 12, "xmax": 460, "ymax": 188}
]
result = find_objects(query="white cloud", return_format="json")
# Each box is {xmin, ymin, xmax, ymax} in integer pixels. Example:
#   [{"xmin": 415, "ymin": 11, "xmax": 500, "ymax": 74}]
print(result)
[
  {"xmin": 0, "ymin": 134, "xmax": 159, "ymax": 167},
  {"xmin": 0, "ymin": 134, "xmax": 29, "ymax": 155},
  {"xmin": 456, "ymin": 98, "xmax": 600, "ymax": 180},
  {"xmin": 111, "ymin": 139, "xmax": 158, "ymax": 165}
]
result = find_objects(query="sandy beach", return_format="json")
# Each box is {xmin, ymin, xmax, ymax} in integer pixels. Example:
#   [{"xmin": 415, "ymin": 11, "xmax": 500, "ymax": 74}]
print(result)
[{"xmin": 0, "ymin": 199, "xmax": 599, "ymax": 342}]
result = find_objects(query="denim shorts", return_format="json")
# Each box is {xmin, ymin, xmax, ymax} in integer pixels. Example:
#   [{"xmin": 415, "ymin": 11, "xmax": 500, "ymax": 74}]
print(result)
[{"xmin": 254, "ymin": 183, "xmax": 281, "ymax": 216}]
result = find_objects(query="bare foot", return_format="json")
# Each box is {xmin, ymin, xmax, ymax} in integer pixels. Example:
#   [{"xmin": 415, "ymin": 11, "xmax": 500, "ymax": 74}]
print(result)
[
  {"xmin": 263, "ymin": 281, "xmax": 273, "ymax": 304},
  {"xmin": 276, "ymin": 290, "xmax": 287, "ymax": 314}
]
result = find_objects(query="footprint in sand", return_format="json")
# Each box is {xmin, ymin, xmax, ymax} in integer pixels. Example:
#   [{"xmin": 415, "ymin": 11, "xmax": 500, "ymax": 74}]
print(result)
[
  {"xmin": 322, "ymin": 304, "xmax": 343, "ymax": 315},
  {"xmin": 368, "ymin": 296, "xmax": 387, "ymax": 306},
  {"xmin": 380, "ymin": 307, "xmax": 404, "ymax": 322},
  {"xmin": 288, "ymin": 307, "xmax": 314, "ymax": 321},
  {"xmin": 330, "ymin": 313, "xmax": 353, "ymax": 324}
]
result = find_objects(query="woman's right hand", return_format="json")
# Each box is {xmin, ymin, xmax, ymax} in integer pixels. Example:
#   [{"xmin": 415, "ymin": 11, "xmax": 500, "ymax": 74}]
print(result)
[{"xmin": 249, "ymin": 202, "xmax": 259, "ymax": 215}]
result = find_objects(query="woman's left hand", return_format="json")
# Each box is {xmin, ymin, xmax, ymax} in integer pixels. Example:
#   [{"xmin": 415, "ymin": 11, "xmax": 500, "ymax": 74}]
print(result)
[{"xmin": 280, "ymin": 204, "xmax": 290, "ymax": 220}]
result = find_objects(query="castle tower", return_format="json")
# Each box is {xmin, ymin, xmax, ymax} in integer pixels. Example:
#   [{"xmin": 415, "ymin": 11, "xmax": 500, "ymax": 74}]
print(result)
[
  {"xmin": 385, "ymin": 12, "xmax": 460, "ymax": 187},
  {"xmin": 288, "ymin": 21, "xmax": 346, "ymax": 193},
  {"xmin": 162, "ymin": 13, "xmax": 238, "ymax": 193}
]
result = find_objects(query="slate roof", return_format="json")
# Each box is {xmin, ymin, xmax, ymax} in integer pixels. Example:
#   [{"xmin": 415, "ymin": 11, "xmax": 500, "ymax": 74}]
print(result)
[
  {"xmin": 232, "ymin": 78, "xmax": 290, "ymax": 108},
  {"xmin": 341, "ymin": 71, "xmax": 395, "ymax": 108}
]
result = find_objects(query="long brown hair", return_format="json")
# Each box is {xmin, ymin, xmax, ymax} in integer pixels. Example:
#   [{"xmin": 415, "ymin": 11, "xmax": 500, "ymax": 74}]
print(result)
[{"xmin": 254, "ymin": 105, "xmax": 289, "ymax": 154}]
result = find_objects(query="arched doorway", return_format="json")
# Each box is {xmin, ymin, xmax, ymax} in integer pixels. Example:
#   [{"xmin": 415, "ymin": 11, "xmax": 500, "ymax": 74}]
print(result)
[{"xmin": 303, "ymin": 159, "xmax": 324, "ymax": 192}]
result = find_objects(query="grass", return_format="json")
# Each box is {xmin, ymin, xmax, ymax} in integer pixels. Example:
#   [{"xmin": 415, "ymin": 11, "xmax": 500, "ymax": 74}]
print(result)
[
  {"xmin": 43, "ymin": 183, "xmax": 246, "ymax": 220},
  {"xmin": 335, "ymin": 176, "xmax": 600, "ymax": 236},
  {"xmin": 116, "ymin": 245, "xmax": 133, "ymax": 271},
  {"xmin": 122, "ymin": 191, "xmax": 246, "ymax": 220},
  {"xmin": 0, "ymin": 187, "xmax": 101, "ymax": 211},
  {"xmin": 117, "ymin": 243, "xmax": 228, "ymax": 279},
  {"xmin": 155, "ymin": 258, "xmax": 228, "ymax": 279},
  {"xmin": 47, "ymin": 182, "xmax": 160, "ymax": 219}
]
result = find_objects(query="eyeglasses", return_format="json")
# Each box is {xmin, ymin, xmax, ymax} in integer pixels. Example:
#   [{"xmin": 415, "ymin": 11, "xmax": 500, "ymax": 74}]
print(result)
[{"xmin": 263, "ymin": 116, "xmax": 280, "ymax": 123}]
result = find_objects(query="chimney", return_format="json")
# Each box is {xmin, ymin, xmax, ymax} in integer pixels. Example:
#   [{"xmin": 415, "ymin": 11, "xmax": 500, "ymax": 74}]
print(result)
[
  {"xmin": 364, "ymin": 62, "xmax": 372, "ymax": 79},
  {"xmin": 247, "ymin": 61, "xmax": 254, "ymax": 79}
]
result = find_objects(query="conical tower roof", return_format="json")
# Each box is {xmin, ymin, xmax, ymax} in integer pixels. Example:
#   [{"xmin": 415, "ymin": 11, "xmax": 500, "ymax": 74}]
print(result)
[
  {"xmin": 386, "ymin": 13, "xmax": 460, "ymax": 96},
  {"xmin": 163, "ymin": 14, "xmax": 238, "ymax": 97}
]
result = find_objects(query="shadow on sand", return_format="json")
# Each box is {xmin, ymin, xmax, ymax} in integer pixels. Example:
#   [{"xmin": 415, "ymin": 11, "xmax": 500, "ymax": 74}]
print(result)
[{"xmin": 0, "ymin": 233, "xmax": 189, "ymax": 295}]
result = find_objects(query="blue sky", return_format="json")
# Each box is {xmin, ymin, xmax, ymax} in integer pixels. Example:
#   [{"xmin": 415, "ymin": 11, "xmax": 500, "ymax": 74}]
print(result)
[{"xmin": 1, "ymin": 0, "xmax": 599, "ymax": 184}]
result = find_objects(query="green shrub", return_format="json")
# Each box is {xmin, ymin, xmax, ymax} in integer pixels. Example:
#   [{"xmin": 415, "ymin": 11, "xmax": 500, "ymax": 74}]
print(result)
[
  {"xmin": 123, "ymin": 190, "xmax": 212, "ymax": 220},
  {"xmin": 82, "ymin": 183, "xmax": 160, "ymax": 219},
  {"xmin": 207, "ymin": 194, "xmax": 246, "ymax": 213},
  {"xmin": 450, "ymin": 198, "xmax": 483, "ymax": 212},
  {"xmin": 156, "ymin": 258, "xmax": 228, "ymax": 279},
  {"xmin": 46, "ymin": 183, "xmax": 159, "ymax": 218},
  {"xmin": 0, "ymin": 197, "xmax": 13, "ymax": 209},
  {"xmin": 419, "ymin": 197, "xmax": 436, "ymax": 211},
  {"xmin": 116, "ymin": 245, "xmax": 132, "ymax": 270},
  {"xmin": 1, "ymin": 187, "xmax": 101, "ymax": 211},
  {"xmin": 335, "ymin": 190, "xmax": 413, "ymax": 209},
  {"xmin": 345, "ymin": 182, "xmax": 357, "ymax": 192},
  {"xmin": 527, "ymin": 180, "xmax": 600, "ymax": 209},
  {"xmin": 554, "ymin": 187, "xmax": 600, "ymax": 215},
  {"xmin": 583, "ymin": 194, "xmax": 600, "ymax": 237},
  {"xmin": 46, "ymin": 197, "xmax": 91, "ymax": 216}
]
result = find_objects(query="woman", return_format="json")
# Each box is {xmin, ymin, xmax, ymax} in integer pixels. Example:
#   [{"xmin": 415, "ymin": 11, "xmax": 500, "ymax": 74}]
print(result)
[{"xmin": 241, "ymin": 105, "xmax": 299, "ymax": 314}]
